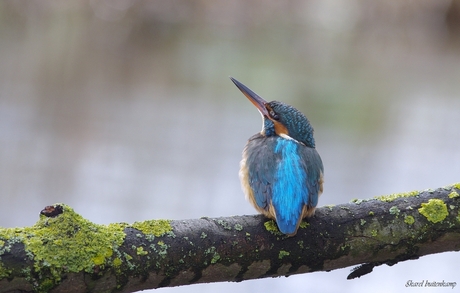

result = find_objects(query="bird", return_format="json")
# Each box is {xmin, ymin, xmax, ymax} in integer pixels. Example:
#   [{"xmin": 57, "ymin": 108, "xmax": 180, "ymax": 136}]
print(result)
[{"xmin": 230, "ymin": 77, "xmax": 324, "ymax": 236}]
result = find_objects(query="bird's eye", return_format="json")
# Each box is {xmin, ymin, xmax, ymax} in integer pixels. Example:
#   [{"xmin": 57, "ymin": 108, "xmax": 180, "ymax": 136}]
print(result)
[{"xmin": 270, "ymin": 110, "xmax": 279, "ymax": 120}]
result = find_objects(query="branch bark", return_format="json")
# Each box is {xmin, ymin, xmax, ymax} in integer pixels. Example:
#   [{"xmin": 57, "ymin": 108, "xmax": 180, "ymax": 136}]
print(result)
[{"xmin": 1, "ymin": 184, "xmax": 460, "ymax": 293}]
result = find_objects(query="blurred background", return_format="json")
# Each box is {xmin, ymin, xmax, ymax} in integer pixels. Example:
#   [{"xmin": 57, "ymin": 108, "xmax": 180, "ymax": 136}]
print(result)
[{"xmin": 1, "ymin": 0, "xmax": 460, "ymax": 292}]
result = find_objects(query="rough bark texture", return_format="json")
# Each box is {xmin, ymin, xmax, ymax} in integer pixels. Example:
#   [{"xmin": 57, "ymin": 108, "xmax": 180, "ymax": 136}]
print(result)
[{"xmin": 1, "ymin": 184, "xmax": 460, "ymax": 293}]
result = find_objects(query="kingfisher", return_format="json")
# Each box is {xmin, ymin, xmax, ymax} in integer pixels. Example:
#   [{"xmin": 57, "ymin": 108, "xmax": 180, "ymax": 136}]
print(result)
[{"xmin": 230, "ymin": 77, "xmax": 324, "ymax": 236}]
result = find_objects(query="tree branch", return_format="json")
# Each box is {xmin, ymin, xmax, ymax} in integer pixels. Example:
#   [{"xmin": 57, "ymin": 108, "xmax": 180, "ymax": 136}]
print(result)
[{"xmin": 1, "ymin": 184, "xmax": 460, "ymax": 293}]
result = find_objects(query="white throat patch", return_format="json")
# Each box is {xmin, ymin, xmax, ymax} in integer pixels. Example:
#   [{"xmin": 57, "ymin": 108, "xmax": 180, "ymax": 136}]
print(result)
[{"xmin": 280, "ymin": 133, "xmax": 297, "ymax": 142}]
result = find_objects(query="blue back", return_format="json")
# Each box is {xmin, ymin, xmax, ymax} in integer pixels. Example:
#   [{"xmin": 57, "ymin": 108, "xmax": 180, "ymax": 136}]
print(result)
[{"xmin": 245, "ymin": 134, "xmax": 323, "ymax": 235}]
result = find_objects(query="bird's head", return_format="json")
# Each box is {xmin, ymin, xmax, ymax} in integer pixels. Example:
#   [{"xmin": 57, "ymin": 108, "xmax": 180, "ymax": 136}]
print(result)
[{"xmin": 230, "ymin": 77, "xmax": 316, "ymax": 148}]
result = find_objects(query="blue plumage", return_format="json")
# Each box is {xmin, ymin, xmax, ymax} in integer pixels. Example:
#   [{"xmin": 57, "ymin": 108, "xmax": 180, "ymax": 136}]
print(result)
[
  {"xmin": 231, "ymin": 77, "xmax": 324, "ymax": 236},
  {"xmin": 272, "ymin": 138, "xmax": 308, "ymax": 234}
]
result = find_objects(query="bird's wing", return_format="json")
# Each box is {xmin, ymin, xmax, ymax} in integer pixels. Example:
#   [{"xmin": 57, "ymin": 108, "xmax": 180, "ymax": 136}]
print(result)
[
  {"xmin": 298, "ymin": 146, "xmax": 324, "ymax": 207},
  {"xmin": 243, "ymin": 135, "xmax": 279, "ymax": 210}
]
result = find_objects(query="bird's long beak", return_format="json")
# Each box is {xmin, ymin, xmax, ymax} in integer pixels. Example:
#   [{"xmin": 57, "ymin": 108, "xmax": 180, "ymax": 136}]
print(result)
[{"xmin": 230, "ymin": 77, "xmax": 269, "ymax": 116}]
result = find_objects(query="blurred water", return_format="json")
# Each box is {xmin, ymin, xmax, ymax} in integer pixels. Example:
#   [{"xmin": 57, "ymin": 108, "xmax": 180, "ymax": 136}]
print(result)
[{"xmin": 0, "ymin": 1, "xmax": 459, "ymax": 292}]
